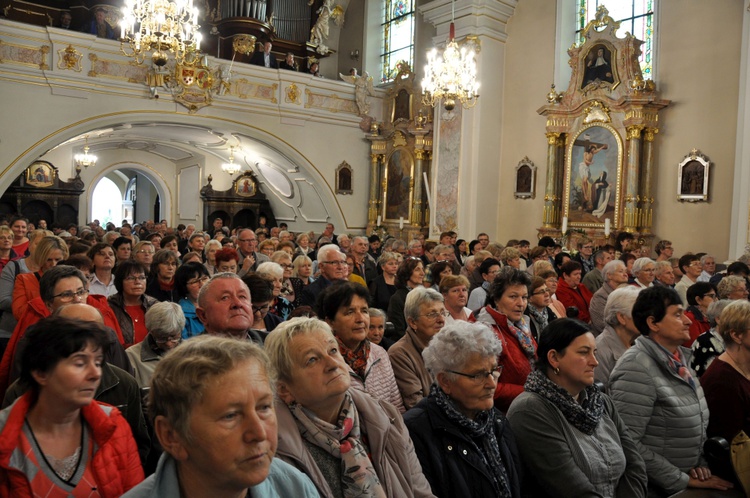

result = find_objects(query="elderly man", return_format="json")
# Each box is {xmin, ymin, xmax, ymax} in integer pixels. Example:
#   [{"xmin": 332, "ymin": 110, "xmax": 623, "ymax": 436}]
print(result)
[
  {"xmin": 697, "ymin": 254, "xmax": 717, "ymax": 283},
  {"xmin": 654, "ymin": 260, "xmax": 676, "ymax": 288},
  {"xmin": 589, "ymin": 259, "xmax": 630, "ymax": 335},
  {"xmin": 408, "ymin": 239, "xmax": 424, "ymax": 259},
  {"xmin": 581, "ymin": 249, "xmax": 613, "ymax": 294},
  {"xmin": 196, "ymin": 273, "xmax": 264, "ymax": 344},
  {"xmin": 298, "ymin": 244, "xmax": 347, "ymax": 307},
  {"xmin": 236, "ymin": 228, "xmax": 270, "ymax": 276},
  {"xmin": 350, "ymin": 235, "xmax": 377, "ymax": 285}
]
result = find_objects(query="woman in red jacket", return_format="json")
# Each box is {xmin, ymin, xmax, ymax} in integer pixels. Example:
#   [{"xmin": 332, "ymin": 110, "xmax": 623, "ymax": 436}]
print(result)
[
  {"xmin": 0, "ymin": 316, "xmax": 143, "ymax": 497},
  {"xmin": 555, "ymin": 261, "xmax": 594, "ymax": 323}
]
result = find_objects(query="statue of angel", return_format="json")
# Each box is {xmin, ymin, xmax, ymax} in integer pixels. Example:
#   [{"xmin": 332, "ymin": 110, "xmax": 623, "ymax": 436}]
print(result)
[
  {"xmin": 340, "ymin": 70, "xmax": 374, "ymax": 116},
  {"xmin": 309, "ymin": 0, "xmax": 334, "ymax": 49}
]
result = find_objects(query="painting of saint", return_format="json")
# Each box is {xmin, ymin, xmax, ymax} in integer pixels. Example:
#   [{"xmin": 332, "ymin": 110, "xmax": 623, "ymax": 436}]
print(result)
[
  {"xmin": 26, "ymin": 162, "xmax": 55, "ymax": 188},
  {"xmin": 568, "ymin": 126, "xmax": 619, "ymax": 225},
  {"xmin": 385, "ymin": 149, "xmax": 412, "ymax": 220},
  {"xmin": 582, "ymin": 44, "xmax": 615, "ymax": 88},
  {"xmin": 681, "ymin": 161, "xmax": 704, "ymax": 195},
  {"xmin": 235, "ymin": 175, "xmax": 256, "ymax": 196}
]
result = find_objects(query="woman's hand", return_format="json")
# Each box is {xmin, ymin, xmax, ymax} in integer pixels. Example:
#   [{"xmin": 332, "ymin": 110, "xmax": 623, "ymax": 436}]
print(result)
[
  {"xmin": 688, "ymin": 467, "xmax": 733, "ymax": 491},
  {"xmin": 689, "ymin": 467, "xmax": 711, "ymax": 481}
]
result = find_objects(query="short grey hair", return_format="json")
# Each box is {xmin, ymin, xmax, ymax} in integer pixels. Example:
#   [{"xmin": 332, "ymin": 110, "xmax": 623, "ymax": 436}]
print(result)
[
  {"xmin": 423, "ymin": 321, "xmax": 502, "ymax": 378},
  {"xmin": 197, "ymin": 272, "xmax": 247, "ymax": 308},
  {"xmin": 256, "ymin": 261, "xmax": 283, "ymax": 280},
  {"xmin": 718, "ymin": 275, "xmax": 746, "ymax": 299},
  {"xmin": 352, "ymin": 236, "xmax": 368, "ymax": 245},
  {"xmin": 433, "ymin": 244, "xmax": 453, "ymax": 255},
  {"xmin": 700, "ymin": 254, "xmax": 715, "ymax": 265},
  {"xmin": 368, "ymin": 308, "xmax": 386, "ymax": 320},
  {"xmin": 404, "ymin": 287, "xmax": 444, "ymax": 322},
  {"xmin": 391, "ymin": 240, "xmax": 407, "ymax": 252},
  {"xmin": 602, "ymin": 259, "xmax": 626, "ymax": 281},
  {"xmin": 317, "ymin": 244, "xmax": 343, "ymax": 263},
  {"xmin": 632, "ymin": 257, "xmax": 655, "ymax": 276},
  {"xmin": 337, "ymin": 234, "xmax": 350, "ymax": 243},
  {"xmin": 145, "ymin": 302, "xmax": 186, "ymax": 341},
  {"xmin": 378, "ymin": 251, "xmax": 399, "ymax": 266},
  {"xmin": 707, "ymin": 299, "xmax": 732, "ymax": 327},
  {"xmin": 654, "ymin": 260, "xmax": 672, "ymax": 277},
  {"xmin": 265, "ymin": 317, "xmax": 333, "ymax": 382},
  {"xmin": 204, "ymin": 239, "xmax": 222, "ymax": 257},
  {"xmin": 408, "ymin": 239, "xmax": 422, "ymax": 250},
  {"xmin": 604, "ymin": 286, "xmax": 641, "ymax": 326}
]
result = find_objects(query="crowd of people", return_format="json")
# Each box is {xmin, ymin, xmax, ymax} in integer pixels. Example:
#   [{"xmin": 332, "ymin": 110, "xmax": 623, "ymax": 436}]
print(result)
[{"xmin": 0, "ymin": 214, "xmax": 746, "ymax": 497}]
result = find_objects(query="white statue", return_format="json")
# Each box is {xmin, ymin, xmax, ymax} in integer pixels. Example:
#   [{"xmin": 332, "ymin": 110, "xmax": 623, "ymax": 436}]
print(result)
[
  {"xmin": 309, "ymin": 0, "xmax": 334, "ymax": 54},
  {"xmin": 340, "ymin": 70, "xmax": 374, "ymax": 116}
]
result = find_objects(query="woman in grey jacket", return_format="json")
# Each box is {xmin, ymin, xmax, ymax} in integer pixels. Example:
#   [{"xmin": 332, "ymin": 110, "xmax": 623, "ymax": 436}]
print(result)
[{"xmin": 609, "ymin": 286, "xmax": 734, "ymax": 496}]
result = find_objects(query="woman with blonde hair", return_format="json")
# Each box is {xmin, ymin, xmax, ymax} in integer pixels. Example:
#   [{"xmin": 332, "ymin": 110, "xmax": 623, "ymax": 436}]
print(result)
[
  {"xmin": 12, "ymin": 236, "xmax": 68, "ymax": 320},
  {"xmin": 132, "ymin": 240, "xmax": 155, "ymax": 273},
  {"xmin": 292, "ymin": 254, "xmax": 314, "ymax": 285}
]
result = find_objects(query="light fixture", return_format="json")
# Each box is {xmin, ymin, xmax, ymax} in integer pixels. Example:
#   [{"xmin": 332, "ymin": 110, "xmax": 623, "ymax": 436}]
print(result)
[
  {"xmin": 120, "ymin": 0, "xmax": 202, "ymax": 67},
  {"xmin": 221, "ymin": 147, "xmax": 241, "ymax": 176},
  {"xmin": 421, "ymin": 0, "xmax": 479, "ymax": 111},
  {"xmin": 74, "ymin": 137, "xmax": 97, "ymax": 171}
]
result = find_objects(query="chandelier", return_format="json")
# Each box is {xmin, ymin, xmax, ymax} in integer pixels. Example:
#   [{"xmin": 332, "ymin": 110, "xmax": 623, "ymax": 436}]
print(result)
[
  {"xmin": 221, "ymin": 147, "xmax": 241, "ymax": 176},
  {"xmin": 120, "ymin": 0, "xmax": 202, "ymax": 67},
  {"xmin": 74, "ymin": 137, "xmax": 97, "ymax": 171},
  {"xmin": 421, "ymin": 0, "xmax": 479, "ymax": 111}
]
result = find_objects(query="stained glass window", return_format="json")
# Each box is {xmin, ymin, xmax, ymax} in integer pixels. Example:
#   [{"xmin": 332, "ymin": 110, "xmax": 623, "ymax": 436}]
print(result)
[
  {"xmin": 576, "ymin": 1, "xmax": 655, "ymax": 78},
  {"xmin": 381, "ymin": 0, "xmax": 415, "ymax": 83}
]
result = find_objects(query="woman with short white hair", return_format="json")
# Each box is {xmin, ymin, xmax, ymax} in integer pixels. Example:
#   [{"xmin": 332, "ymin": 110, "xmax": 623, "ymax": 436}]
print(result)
[
  {"xmin": 631, "ymin": 257, "xmax": 656, "ymax": 288},
  {"xmin": 257, "ymin": 261, "xmax": 294, "ymax": 320},
  {"xmin": 594, "ymin": 286, "xmax": 642, "ymax": 390},
  {"xmin": 126, "ymin": 301, "xmax": 185, "ymax": 387},
  {"xmin": 203, "ymin": 239, "xmax": 222, "ymax": 275}
]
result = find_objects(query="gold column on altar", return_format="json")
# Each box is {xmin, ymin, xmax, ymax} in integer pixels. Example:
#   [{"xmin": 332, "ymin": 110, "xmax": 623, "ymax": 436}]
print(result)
[
  {"xmin": 368, "ymin": 153, "xmax": 383, "ymax": 224},
  {"xmin": 640, "ymin": 127, "xmax": 658, "ymax": 234},
  {"xmin": 623, "ymin": 125, "xmax": 644, "ymax": 233},
  {"xmin": 411, "ymin": 149, "xmax": 425, "ymax": 226},
  {"xmin": 543, "ymin": 132, "xmax": 562, "ymax": 228}
]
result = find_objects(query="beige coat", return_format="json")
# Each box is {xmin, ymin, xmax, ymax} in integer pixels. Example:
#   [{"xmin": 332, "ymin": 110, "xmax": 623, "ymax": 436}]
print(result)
[{"xmin": 387, "ymin": 326, "xmax": 433, "ymax": 410}]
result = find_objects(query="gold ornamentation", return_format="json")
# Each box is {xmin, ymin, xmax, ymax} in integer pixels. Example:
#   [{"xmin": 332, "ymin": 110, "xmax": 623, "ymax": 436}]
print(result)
[
  {"xmin": 38, "ymin": 45, "xmax": 49, "ymax": 70},
  {"xmin": 583, "ymin": 101, "xmax": 611, "ymax": 124},
  {"xmin": 626, "ymin": 125, "xmax": 643, "ymax": 140},
  {"xmin": 546, "ymin": 84, "xmax": 562, "ymax": 104},
  {"xmin": 233, "ymin": 34, "xmax": 257, "ymax": 55},
  {"xmin": 644, "ymin": 127, "xmax": 659, "ymax": 142},
  {"xmin": 57, "ymin": 45, "xmax": 82, "ymax": 72},
  {"xmin": 88, "ymin": 53, "xmax": 98, "ymax": 77},
  {"xmin": 415, "ymin": 150, "xmax": 425, "ymax": 160},
  {"xmin": 546, "ymin": 132, "xmax": 561, "ymax": 145},
  {"xmin": 393, "ymin": 131, "xmax": 407, "ymax": 147},
  {"xmin": 580, "ymin": 5, "xmax": 621, "ymax": 39},
  {"xmin": 285, "ymin": 83, "xmax": 301, "ymax": 105}
]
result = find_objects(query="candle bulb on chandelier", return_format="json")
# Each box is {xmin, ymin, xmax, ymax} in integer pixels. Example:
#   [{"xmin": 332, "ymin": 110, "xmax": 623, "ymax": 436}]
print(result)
[
  {"xmin": 399, "ymin": 217, "xmax": 404, "ymax": 230},
  {"xmin": 561, "ymin": 216, "xmax": 568, "ymax": 235},
  {"xmin": 604, "ymin": 218, "xmax": 611, "ymax": 237},
  {"xmin": 377, "ymin": 215, "xmax": 381, "ymax": 226}
]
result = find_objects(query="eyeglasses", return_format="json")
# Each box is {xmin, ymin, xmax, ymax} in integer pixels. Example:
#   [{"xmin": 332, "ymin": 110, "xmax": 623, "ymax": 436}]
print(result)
[
  {"xmin": 421, "ymin": 310, "xmax": 450, "ymax": 321},
  {"xmin": 447, "ymin": 366, "xmax": 503, "ymax": 385},
  {"xmin": 124, "ymin": 275, "xmax": 147, "ymax": 282},
  {"xmin": 702, "ymin": 293, "xmax": 718, "ymax": 299},
  {"xmin": 279, "ymin": 264, "xmax": 293, "ymax": 269},
  {"xmin": 188, "ymin": 276, "xmax": 210, "ymax": 286},
  {"xmin": 136, "ymin": 250, "xmax": 155, "ymax": 255},
  {"xmin": 689, "ymin": 262, "xmax": 702, "ymax": 268},
  {"xmin": 53, "ymin": 288, "xmax": 89, "ymax": 302},
  {"xmin": 321, "ymin": 260, "xmax": 347, "ymax": 266},
  {"xmin": 532, "ymin": 288, "xmax": 550, "ymax": 296},
  {"xmin": 155, "ymin": 336, "xmax": 182, "ymax": 346},
  {"xmin": 252, "ymin": 304, "xmax": 270, "ymax": 314},
  {"xmin": 582, "ymin": 245, "xmax": 593, "ymax": 250}
]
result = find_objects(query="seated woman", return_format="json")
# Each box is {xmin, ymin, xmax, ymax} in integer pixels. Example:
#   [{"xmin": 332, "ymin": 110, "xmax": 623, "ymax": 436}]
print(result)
[
  {"xmin": 525, "ymin": 276, "xmax": 557, "ymax": 341},
  {"xmin": 214, "ymin": 246, "xmax": 239, "ymax": 274},
  {"xmin": 594, "ymin": 286, "xmax": 641, "ymax": 391},
  {"xmin": 292, "ymin": 254, "xmax": 315, "ymax": 286},
  {"xmin": 538, "ymin": 269, "xmax": 567, "ymax": 318},
  {"xmin": 272, "ymin": 250, "xmax": 303, "ymax": 307},
  {"xmin": 467, "ymin": 258, "xmax": 501, "ymax": 312},
  {"xmin": 12, "ymin": 235, "xmax": 68, "ymax": 320},
  {"xmin": 242, "ymin": 273, "xmax": 282, "ymax": 333},
  {"xmin": 108, "ymin": 261, "xmax": 158, "ymax": 348},
  {"xmin": 124, "ymin": 335, "xmax": 318, "ymax": 498},
  {"xmin": 691, "ymin": 299, "xmax": 731, "ymax": 376},
  {"xmin": 507, "ymin": 318, "xmax": 648, "ymax": 497},
  {"xmin": 257, "ymin": 261, "xmax": 294, "ymax": 321},
  {"xmin": 684, "ymin": 282, "xmax": 717, "ymax": 347},
  {"xmin": 265, "ymin": 317, "xmax": 435, "ymax": 498},
  {"xmin": 125, "ymin": 302, "xmax": 185, "ymax": 388},
  {"xmin": 146, "ymin": 249, "xmax": 179, "ymax": 302},
  {"xmin": 174, "ymin": 261, "xmax": 209, "ymax": 340},
  {"xmin": 701, "ymin": 300, "xmax": 750, "ymax": 443},
  {"xmin": 555, "ymin": 261, "xmax": 593, "ymax": 323},
  {"xmin": 472, "ymin": 267, "xmax": 536, "ymax": 413},
  {"xmin": 369, "ymin": 251, "xmax": 399, "ymax": 311},
  {"xmin": 387, "ymin": 257, "xmax": 425, "ymax": 340},
  {"xmin": 426, "ymin": 261, "xmax": 453, "ymax": 289},
  {"xmin": 318, "ymin": 282, "xmax": 404, "ymax": 413},
  {"xmin": 132, "ymin": 241, "xmax": 155, "ymax": 274},
  {"xmin": 0, "ymin": 317, "xmax": 143, "ymax": 496},
  {"xmin": 202, "ymin": 239, "xmax": 222, "ymax": 275},
  {"xmin": 631, "ymin": 257, "xmax": 656, "ymax": 289},
  {"xmin": 499, "ymin": 247, "xmax": 522, "ymax": 269},
  {"xmin": 367, "ymin": 308, "xmax": 394, "ymax": 350},
  {"xmin": 610, "ymin": 286, "xmax": 734, "ymax": 496},
  {"xmin": 440, "ymin": 275, "xmax": 472, "ymax": 323},
  {"xmin": 405, "ymin": 321, "xmax": 522, "ymax": 498}
]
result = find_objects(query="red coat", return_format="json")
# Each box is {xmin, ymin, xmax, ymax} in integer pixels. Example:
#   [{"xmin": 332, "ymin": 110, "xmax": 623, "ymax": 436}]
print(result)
[
  {"xmin": 472, "ymin": 306, "xmax": 537, "ymax": 413},
  {"xmin": 555, "ymin": 277, "xmax": 593, "ymax": 323},
  {"xmin": 684, "ymin": 307, "xmax": 711, "ymax": 347},
  {"xmin": 0, "ymin": 392, "xmax": 144, "ymax": 497}
]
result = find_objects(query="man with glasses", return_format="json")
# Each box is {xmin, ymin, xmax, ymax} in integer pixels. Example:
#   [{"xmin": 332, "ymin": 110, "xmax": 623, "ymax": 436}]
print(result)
[
  {"xmin": 582, "ymin": 249, "xmax": 613, "ymax": 294},
  {"xmin": 236, "ymin": 228, "xmax": 269, "ymax": 276},
  {"xmin": 298, "ymin": 244, "xmax": 347, "ymax": 307},
  {"xmin": 675, "ymin": 254, "xmax": 703, "ymax": 307}
]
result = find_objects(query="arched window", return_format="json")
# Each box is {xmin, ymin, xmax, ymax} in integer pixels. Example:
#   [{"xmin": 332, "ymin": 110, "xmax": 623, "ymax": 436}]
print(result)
[
  {"xmin": 381, "ymin": 0, "xmax": 415, "ymax": 83},
  {"xmin": 575, "ymin": 1, "xmax": 655, "ymax": 79}
]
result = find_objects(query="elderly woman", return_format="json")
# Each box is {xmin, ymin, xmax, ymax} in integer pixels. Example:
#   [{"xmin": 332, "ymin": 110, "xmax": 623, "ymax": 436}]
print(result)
[
  {"xmin": 499, "ymin": 247, "xmax": 522, "ymax": 269},
  {"xmin": 124, "ymin": 335, "xmax": 318, "ymax": 497},
  {"xmin": 266, "ymin": 317, "xmax": 435, "ymax": 498},
  {"xmin": 12, "ymin": 235, "xmax": 68, "ymax": 320},
  {"xmin": 318, "ymin": 282, "xmax": 404, "ymax": 412},
  {"xmin": 472, "ymin": 267, "xmax": 536, "ymax": 412},
  {"xmin": 654, "ymin": 260, "xmax": 676, "ymax": 287},
  {"xmin": 174, "ymin": 261, "xmax": 209, "ymax": 339},
  {"xmin": 0, "ymin": 317, "xmax": 143, "ymax": 496},
  {"xmin": 440, "ymin": 275, "xmax": 472, "ymax": 323},
  {"xmin": 389, "ymin": 287, "xmax": 446, "ymax": 410},
  {"xmin": 507, "ymin": 319, "xmax": 648, "ymax": 497},
  {"xmin": 132, "ymin": 241, "xmax": 155, "ymax": 273},
  {"xmin": 717, "ymin": 274, "xmax": 749, "ymax": 300},
  {"xmin": 631, "ymin": 257, "xmax": 656, "ymax": 288},
  {"xmin": 272, "ymin": 250, "xmax": 303, "ymax": 307},
  {"xmin": 294, "ymin": 232, "xmax": 314, "ymax": 258},
  {"xmin": 257, "ymin": 261, "xmax": 294, "ymax": 320},
  {"xmin": 387, "ymin": 257, "xmax": 425, "ymax": 340},
  {"xmin": 555, "ymin": 261, "xmax": 593, "ymax": 323},
  {"xmin": 126, "ymin": 302, "xmax": 185, "ymax": 387},
  {"xmin": 594, "ymin": 286, "xmax": 642, "ymax": 390},
  {"xmin": 214, "ymin": 246, "xmax": 239, "ymax": 273},
  {"xmin": 684, "ymin": 282, "xmax": 717, "ymax": 346},
  {"xmin": 259, "ymin": 239, "xmax": 276, "ymax": 258},
  {"xmin": 370, "ymin": 251, "xmax": 399, "ymax": 310},
  {"xmin": 610, "ymin": 286, "xmax": 734, "ymax": 496},
  {"xmin": 203, "ymin": 239, "xmax": 222, "ymax": 275},
  {"xmin": 367, "ymin": 308, "xmax": 394, "ymax": 350},
  {"xmin": 87, "ymin": 242, "xmax": 117, "ymax": 297},
  {"xmin": 525, "ymin": 276, "xmax": 557, "ymax": 341},
  {"xmin": 538, "ymin": 269, "xmax": 567, "ymax": 318},
  {"xmin": 292, "ymin": 254, "xmax": 314, "ymax": 286},
  {"xmin": 109, "ymin": 260, "xmax": 159, "ymax": 347},
  {"xmin": 589, "ymin": 260, "xmax": 630, "ymax": 334},
  {"xmin": 146, "ymin": 249, "xmax": 179, "ymax": 302},
  {"xmin": 691, "ymin": 299, "xmax": 732, "ymax": 376},
  {"xmin": 405, "ymin": 321, "xmax": 522, "ymax": 498}
]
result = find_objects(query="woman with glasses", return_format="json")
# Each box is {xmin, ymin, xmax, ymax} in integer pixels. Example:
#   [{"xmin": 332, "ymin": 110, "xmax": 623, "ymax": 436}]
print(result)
[
  {"xmin": 146, "ymin": 249, "xmax": 179, "ymax": 302},
  {"xmin": 472, "ymin": 267, "xmax": 536, "ymax": 413},
  {"xmin": 318, "ymin": 282, "xmax": 405, "ymax": 412},
  {"xmin": 132, "ymin": 241, "xmax": 155, "ymax": 274},
  {"xmin": 174, "ymin": 262, "xmax": 210, "ymax": 340},
  {"xmin": 242, "ymin": 273, "xmax": 281, "ymax": 333},
  {"xmin": 631, "ymin": 257, "xmax": 657, "ymax": 289},
  {"xmin": 126, "ymin": 302, "xmax": 185, "ymax": 388},
  {"xmin": 526, "ymin": 276, "xmax": 557, "ymax": 342},
  {"xmin": 684, "ymin": 282, "xmax": 717, "ymax": 347},
  {"xmin": 405, "ymin": 321, "xmax": 522, "ymax": 498},
  {"xmin": 539, "ymin": 269, "xmax": 568, "ymax": 319},
  {"xmin": 272, "ymin": 250, "xmax": 303, "ymax": 308},
  {"xmin": 388, "ymin": 257, "xmax": 427, "ymax": 341},
  {"xmin": 507, "ymin": 319, "xmax": 647, "ymax": 497},
  {"xmin": 109, "ymin": 261, "xmax": 158, "ymax": 348}
]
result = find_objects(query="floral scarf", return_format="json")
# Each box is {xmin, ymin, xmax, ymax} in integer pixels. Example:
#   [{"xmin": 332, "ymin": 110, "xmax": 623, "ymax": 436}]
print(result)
[
  {"xmin": 430, "ymin": 384, "xmax": 512, "ymax": 498},
  {"xmin": 288, "ymin": 392, "xmax": 386, "ymax": 498},
  {"xmin": 506, "ymin": 314, "xmax": 535, "ymax": 359},
  {"xmin": 526, "ymin": 305, "xmax": 549, "ymax": 337},
  {"xmin": 337, "ymin": 337, "xmax": 370, "ymax": 380},
  {"xmin": 648, "ymin": 336, "xmax": 697, "ymax": 390},
  {"xmin": 524, "ymin": 368, "xmax": 604, "ymax": 435}
]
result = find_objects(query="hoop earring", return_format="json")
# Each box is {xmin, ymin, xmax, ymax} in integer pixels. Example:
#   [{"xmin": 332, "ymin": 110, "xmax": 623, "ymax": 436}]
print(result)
[{"xmin": 554, "ymin": 367, "xmax": 560, "ymax": 375}]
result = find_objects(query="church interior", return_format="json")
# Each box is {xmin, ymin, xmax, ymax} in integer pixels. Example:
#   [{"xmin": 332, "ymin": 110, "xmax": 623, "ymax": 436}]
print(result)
[{"xmin": 0, "ymin": 0, "xmax": 746, "ymax": 260}]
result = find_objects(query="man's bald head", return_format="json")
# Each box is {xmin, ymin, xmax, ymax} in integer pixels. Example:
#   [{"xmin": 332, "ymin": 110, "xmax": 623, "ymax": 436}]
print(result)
[{"xmin": 53, "ymin": 303, "xmax": 104, "ymax": 324}]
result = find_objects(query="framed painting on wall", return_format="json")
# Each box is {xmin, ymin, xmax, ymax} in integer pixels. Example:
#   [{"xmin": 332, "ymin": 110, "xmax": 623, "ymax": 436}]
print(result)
[
  {"xmin": 383, "ymin": 147, "xmax": 414, "ymax": 221},
  {"xmin": 677, "ymin": 149, "xmax": 710, "ymax": 202},
  {"xmin": 26, "ymin": 161, "xmax": 55, "ymax": 188},
  {"xmin": 563, "ymin": 123, "xmax": 623, "ymax": 228}
]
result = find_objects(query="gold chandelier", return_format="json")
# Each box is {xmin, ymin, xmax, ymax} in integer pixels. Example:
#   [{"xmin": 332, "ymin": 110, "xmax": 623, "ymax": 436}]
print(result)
[
  {"xmin": 120, "ymin": 0, "xmax": 202, "ymax": 67},
  {"xmin": 421, "ymin": 0, "xmax": 479, "ymax": 111},
  {"xmin": 221, "ymin": 147, "xmax": 241, "ymax": 176},
  {"xmin": 74, "ymin": 137, "xmax": 97, "ymax": 172}
]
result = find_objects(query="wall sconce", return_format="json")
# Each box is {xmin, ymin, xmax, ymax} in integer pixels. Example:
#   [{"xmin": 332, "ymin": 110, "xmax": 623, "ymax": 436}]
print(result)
[{"xmin": 350, "ymin": 49, "xmax": 360, "ymax": 61}]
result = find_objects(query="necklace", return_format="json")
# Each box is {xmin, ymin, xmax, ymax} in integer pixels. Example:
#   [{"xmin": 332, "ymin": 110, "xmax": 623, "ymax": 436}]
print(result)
[{"xmin": 726, "ymin": 349, "xmax": 750, "ymax": 379}]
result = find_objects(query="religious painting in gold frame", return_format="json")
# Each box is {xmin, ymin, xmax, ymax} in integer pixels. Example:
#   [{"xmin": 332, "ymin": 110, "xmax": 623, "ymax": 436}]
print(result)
[
  {"xmin": 563, "ymin": 123, "xmax": 623, "ymax": 228},
  {"xmin": 580, "ymin": 42, "xmax": 620, "ymax": 92},
  {"xmin": 383, "ymin": 147, "xmax": 414, "ymax": 221},
  {"xmin": 26, "ymin": 161, "xmax": 56, "ymax": 188},
  {"xmin": 234, "ymin": 173, "xmax": 257, "ymax": 197}
]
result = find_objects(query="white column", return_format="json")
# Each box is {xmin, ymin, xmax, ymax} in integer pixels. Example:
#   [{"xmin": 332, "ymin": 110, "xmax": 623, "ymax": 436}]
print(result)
[{"xmin": 730, "ymin": 5, "xmax": 750, "ymax": 258}]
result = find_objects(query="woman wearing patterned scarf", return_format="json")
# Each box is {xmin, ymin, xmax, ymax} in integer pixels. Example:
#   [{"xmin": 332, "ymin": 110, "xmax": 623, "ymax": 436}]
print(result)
[
  {"xmin": 404, "ymin": 321, "xmax": 523, "ymax": 497},
  {"xmin": 525, "ymin": 276, "xmax": 558, "ymax": 342},
  {"xmin": 507, "ymin": 318, "xmax": 648, "ymax": 497},
  {"xmin": 471, "ymin": 267, "xmax": 536, "ymax": 412},
  {"xmin": 266, "ymin": 317, "xmax": 435, "ymax": 498},
  {"xmin": 318, "ymin": 282, "xmax": 405, "ymax": 413}
]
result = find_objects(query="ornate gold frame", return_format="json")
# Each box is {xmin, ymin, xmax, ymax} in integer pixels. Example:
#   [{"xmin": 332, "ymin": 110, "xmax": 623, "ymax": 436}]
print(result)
[
  {"xmin": 382, "ymin": 147, "xmax": 414, "ymax": 222},
  {"xmin": 234, "ymin": 173, "xmax": 257, "ymax": 197},
  {"xmin": 25, "ymin": 161, "xmax": 56, "ymax": 187}
]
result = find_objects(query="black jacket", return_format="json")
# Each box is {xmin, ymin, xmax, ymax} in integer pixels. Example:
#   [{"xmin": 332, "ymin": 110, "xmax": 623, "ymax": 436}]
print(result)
[{"xmin": 404, "ymin": 395, "xmax": 523, "ymax": 498}]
